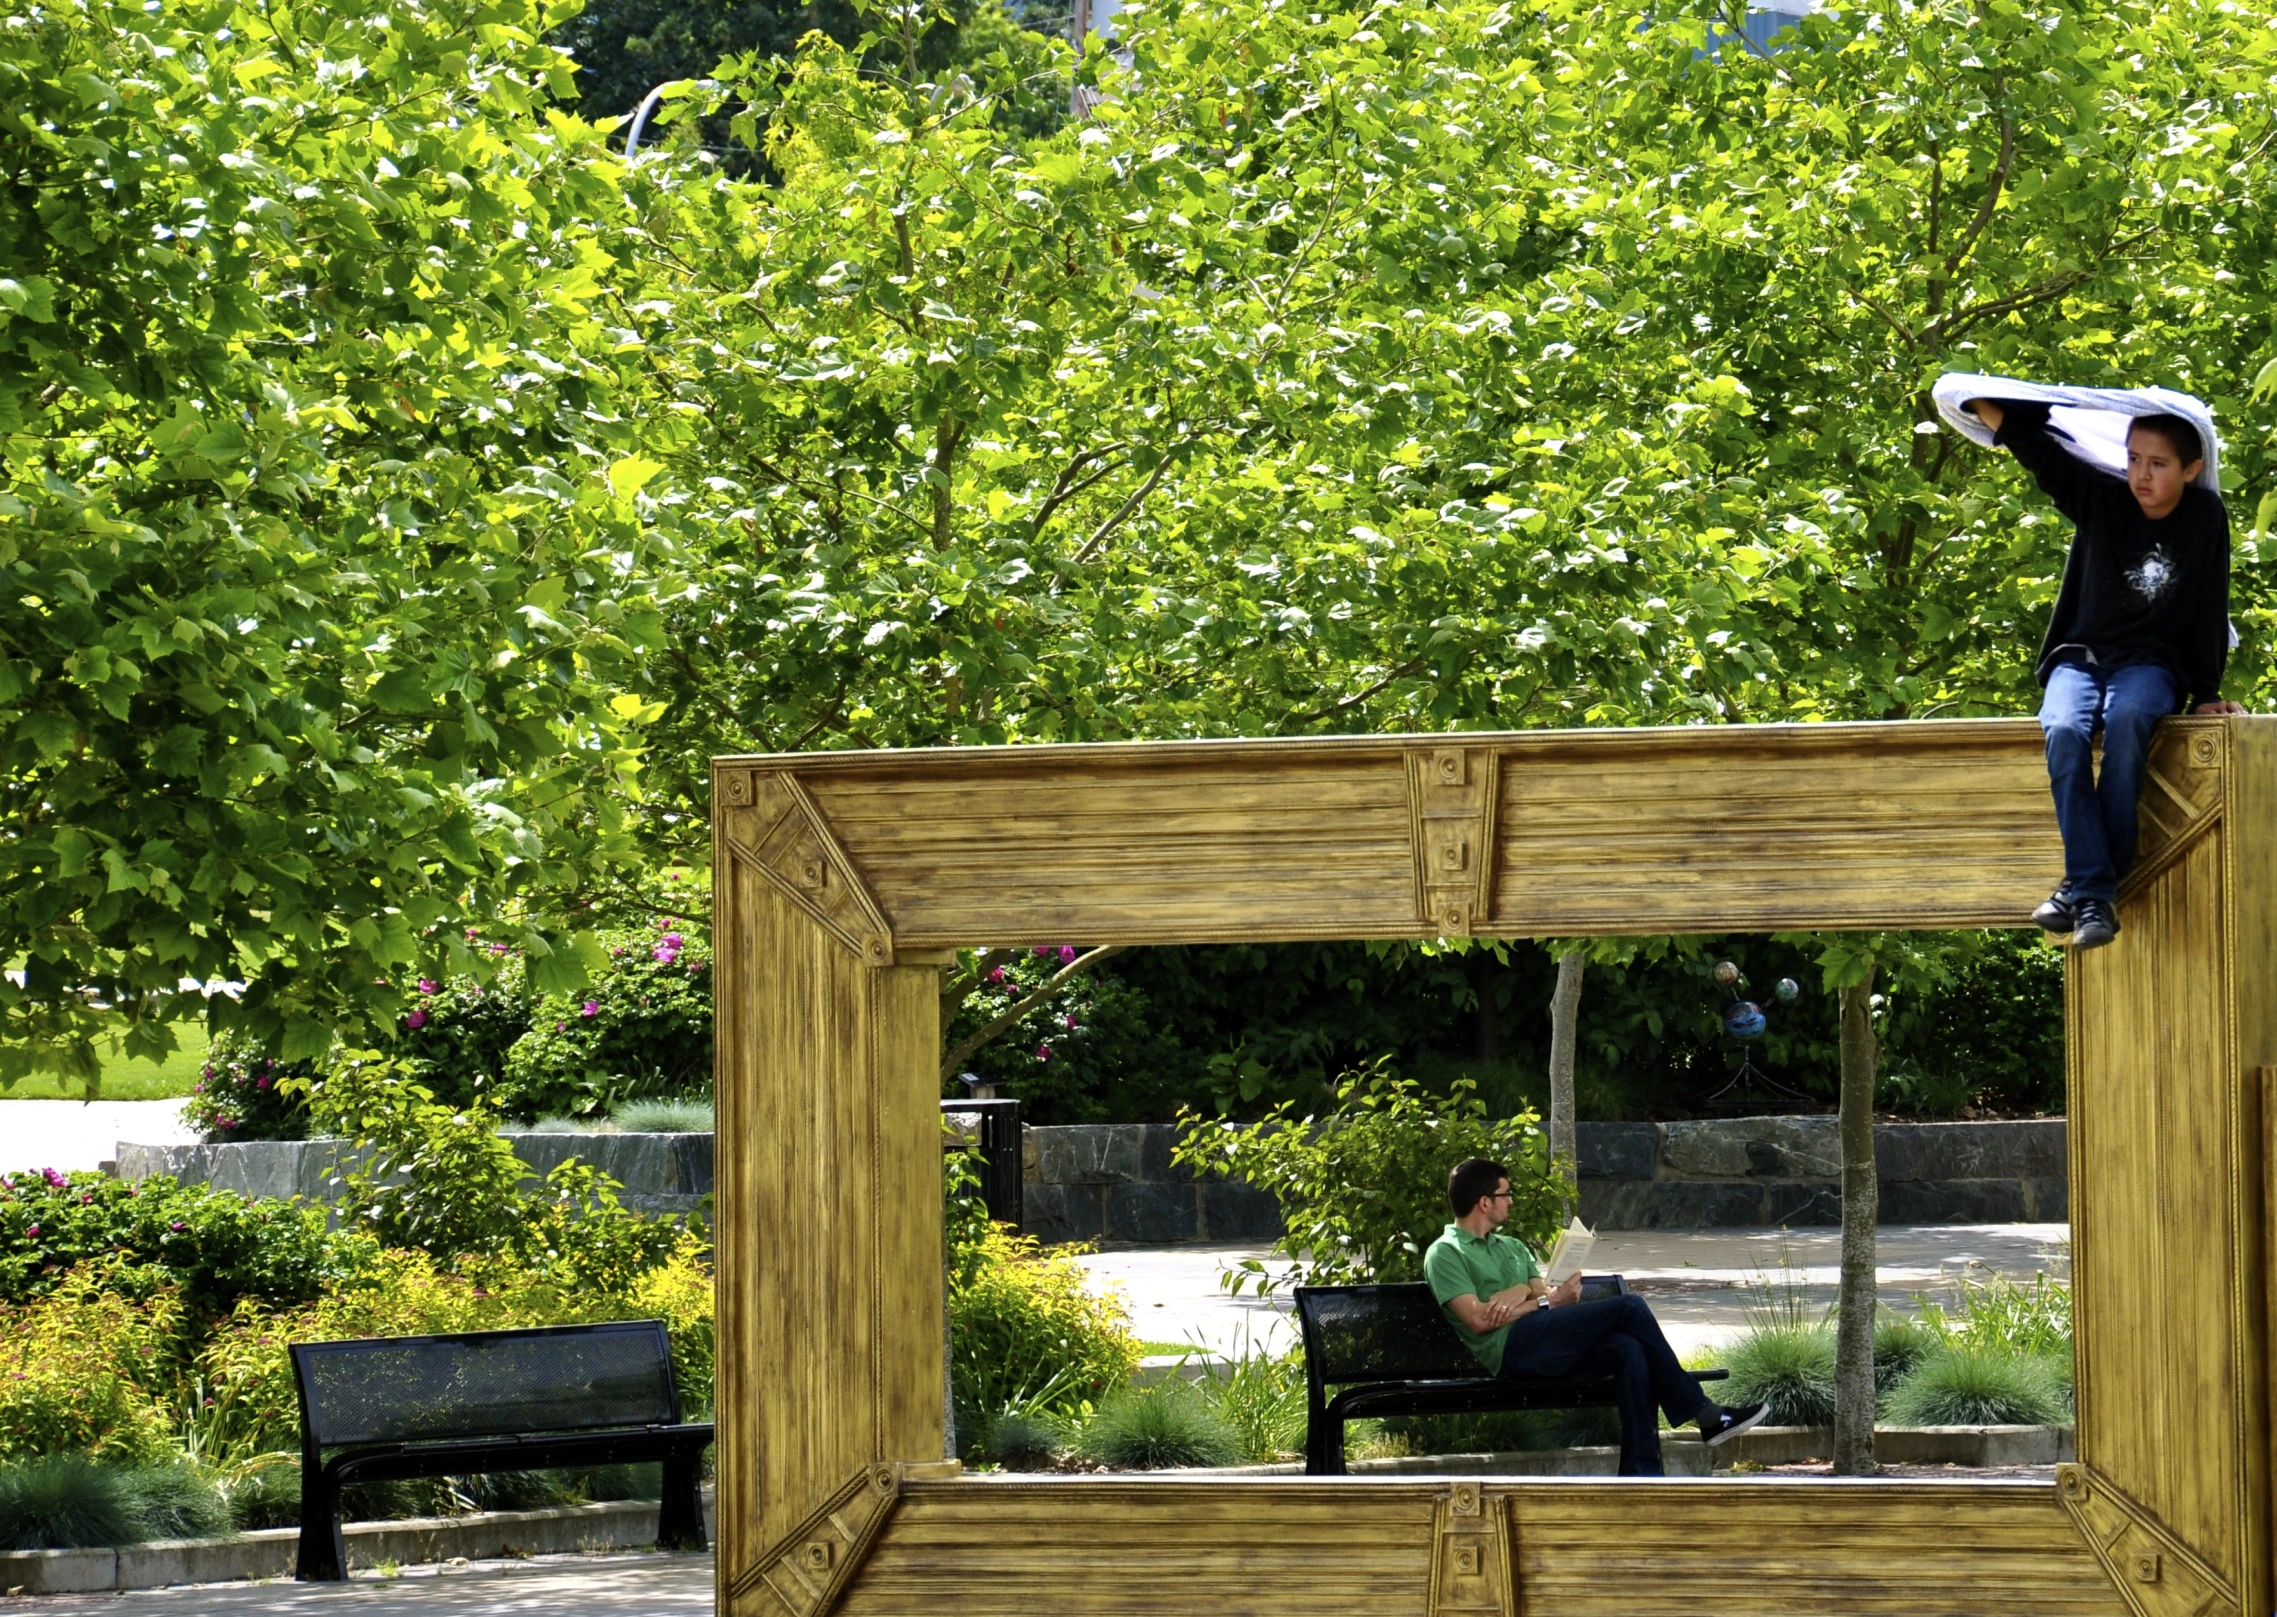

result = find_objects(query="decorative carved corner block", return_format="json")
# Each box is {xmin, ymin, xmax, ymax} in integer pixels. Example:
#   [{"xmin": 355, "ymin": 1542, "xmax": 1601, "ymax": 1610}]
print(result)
[
  {"xmin": 1409, "ymin": 748, "xmax": 1500, "ymax": 936},
  {"xmin": 1427, "ymin": 1482, "xmax": 1513, "ymax": 1617},
  {"xmin": 2128, "ymin": 721, "xmax": 2226, "ymax": 888},
  {"xmin": 2056, "ymin": 1463, "xmax": 2238, "ymax": 1617},
  {"xmin": 731, "ymin": 1464, "xmax": 902, "ymax": 1617},
  {"xmin": 722, "ymin": 773, "xmax": 895, "ymax": 964}
]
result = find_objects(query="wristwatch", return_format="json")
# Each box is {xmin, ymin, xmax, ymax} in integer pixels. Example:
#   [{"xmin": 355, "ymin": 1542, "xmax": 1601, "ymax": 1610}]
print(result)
[{"xmin": 1535, "ymin": 1295, "xmax": 1552, "ymax": 1312}]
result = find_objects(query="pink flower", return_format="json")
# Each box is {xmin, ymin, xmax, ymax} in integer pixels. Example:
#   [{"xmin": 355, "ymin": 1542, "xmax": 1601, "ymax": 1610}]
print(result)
[
  {"xmin": 691, "ymin": 959, "xmax": 707, "ymax": 972},
  {"xmin": 987, "ymin": 967, "xmax": 1006, "ymax": 984},
  {"xmin": 555, "ymin": 1020, "xmax": 567, "ymax": 1032},
  {"xmin": 24, "ymin": 1225, "xmax": 37, "ymax": 1238},
  {"xmin": 652, "ymin": 947, "xmax": 679, "ymax": 965},
  {"xmin": 201, "ymin": 1065, "xmax": 214, "ymax": 1079},
  {"xmin": 169, "ymin": 1221, "xmax": 185, "ymax": 1232},
  {"xmin": 256, "ymin": 1075, "xmax": 272, "ymax": 1090},
  {"xmin": 1035, "ymin": 1044, "xmax": 1052, "ymax": 1061},
  {"xmin": 42, "ymin": 1168, "xmax": 64, "ymax": 1190},
  {"xmin": 581, "ymin": 1001, "xmax": 600, "ymax": 1018},
  {"xmin": 1063, "ymin": 1014, "xmax": 1079, "ymax": 1029},
  {"xmin": 662, "ymin": 932, "xmax": 685, "ymax": 948},
  {"xmin": 489, "ymin": 942, "xmax": 509, "ymax": 955},
  {"xmin": 1058, "ymin": 945, "xmax": 1078, "ymax": 963},
  {"xmin": 418, "ymin": 978, "xmax": 439, "ymax": 995},
  {"xmin": 465, "ymin": 928, "xmax": 480, "ymax": 940},
  {"xmin": 1032, "ymin": 946, "xmax": 1050, "ymax": 958},
  {"xmin": 405, "ymin": 1008, "xmax": 429, "ymax": 1030}
]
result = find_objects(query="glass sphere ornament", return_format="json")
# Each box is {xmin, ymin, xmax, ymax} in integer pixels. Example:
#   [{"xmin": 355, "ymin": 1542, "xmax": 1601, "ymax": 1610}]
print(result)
[
  {"xmin": 1723, "ymin": 1001, "xmax": 1767, "ymax": 1040},
  {"xmin": 1775, "ymin": 978, "xmax": 1800, "ymax": 1003},
  {"xmin": 1712, "ymin": 960, "xmax": 1741, "ymax": 987}
]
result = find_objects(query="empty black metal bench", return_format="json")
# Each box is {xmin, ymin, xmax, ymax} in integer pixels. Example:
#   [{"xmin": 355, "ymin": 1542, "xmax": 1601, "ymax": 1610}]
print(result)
[
  {"xmin": 1293, "ymin": 1278, "xmax": 1727, "ymax": 1474},
  {"xmin": 292, "ymin": 1319, "xmax": 714, "ymax": 1580}
]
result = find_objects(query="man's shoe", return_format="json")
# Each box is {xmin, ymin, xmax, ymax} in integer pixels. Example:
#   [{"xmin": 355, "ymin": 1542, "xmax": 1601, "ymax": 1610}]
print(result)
[
  {"xmin": 1700, "ymin": 1402, "xmax": 1771, "ymax": 1448},
  {"xmin": 2032, "ymin": 886, "xmax": 2077, "ymax": 933},
  {"xmin": 2070, "ymin": 898, "xmax": 2118, "ymax": 951}
]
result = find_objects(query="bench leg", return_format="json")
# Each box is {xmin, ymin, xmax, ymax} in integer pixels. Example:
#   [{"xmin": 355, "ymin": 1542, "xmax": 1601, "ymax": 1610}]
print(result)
[
  {"xmin": 657, "ymin": 1444, "xmax": 708, "ymax": 1551},
  {"xmin": 294, "ymin": 1467, "xmax": 347, "ymax": 1581},
  {"xmin": 1304, "ymin": 1410, "xmax": 1348, "ymax": 1477}
]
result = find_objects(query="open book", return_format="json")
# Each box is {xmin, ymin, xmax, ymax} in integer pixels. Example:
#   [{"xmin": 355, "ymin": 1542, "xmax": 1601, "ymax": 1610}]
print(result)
[{"xmin": 1543, "ymin": 1216, "xmax": 1595, "ymax": 1284}]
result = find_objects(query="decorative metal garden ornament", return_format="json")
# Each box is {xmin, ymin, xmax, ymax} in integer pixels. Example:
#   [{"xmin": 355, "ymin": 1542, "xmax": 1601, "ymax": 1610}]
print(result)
[{"xmin": 1704, "ymin": 961, "xmax": 1813, "ymax": 1112}]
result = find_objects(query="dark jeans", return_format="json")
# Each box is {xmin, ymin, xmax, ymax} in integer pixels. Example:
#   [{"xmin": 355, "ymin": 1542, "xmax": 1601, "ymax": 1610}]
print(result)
[
  {"xmin": 1496, "ymin": 1293, "xmax": 1711, "ymax": 1476},
  {"xmin": 2038, "ymin": 660, "xmax": 2181, "ymax": 902}
]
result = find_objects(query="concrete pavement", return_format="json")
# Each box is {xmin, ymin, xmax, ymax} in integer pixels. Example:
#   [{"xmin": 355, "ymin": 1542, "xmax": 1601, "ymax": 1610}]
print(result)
[
  {"xmin": 0, "ymin": 1100, "xmax": 198, "ymax": 1177},
  {"xmin": 1076, "ymin": 1223, "xmax": 2072, "ymax": 1362},
  {"xmin": 0, "ymin": 1553, "xmax": 714, "ymax": 1614}
]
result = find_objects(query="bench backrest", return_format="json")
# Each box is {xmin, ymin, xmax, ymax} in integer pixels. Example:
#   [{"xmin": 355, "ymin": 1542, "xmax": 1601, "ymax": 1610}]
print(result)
[
  {"xmin": 291, "ymin": 1319, "xmax": 682, "ymax": 1450},
  {"xmin": 1293, "ymin": 1277, "xmax": 1632, "ymax": 1387}
]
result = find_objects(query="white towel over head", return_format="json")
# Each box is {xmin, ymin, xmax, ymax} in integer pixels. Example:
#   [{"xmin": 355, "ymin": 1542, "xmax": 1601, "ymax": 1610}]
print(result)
[{"xmin": 1931, "ymin": 372, "xmax": 2222, "ymax": 492}]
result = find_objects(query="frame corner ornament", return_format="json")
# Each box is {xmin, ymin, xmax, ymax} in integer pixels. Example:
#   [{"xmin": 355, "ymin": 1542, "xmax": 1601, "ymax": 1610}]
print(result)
[
  {"xmin": 722, "ymin": 772, "xmax": 894, "ymax": 963},
  {"xmin": 2056, "ymin": 1463, "xmax": 2240, "ymax": 1617},
  {"xmin": 1427, "ymin": 1481, "xmax": 1514, "ymax": 1616},
  {"xmin": 729, "ymin": 1463, "xmax": 903, "ymax": 1617}
]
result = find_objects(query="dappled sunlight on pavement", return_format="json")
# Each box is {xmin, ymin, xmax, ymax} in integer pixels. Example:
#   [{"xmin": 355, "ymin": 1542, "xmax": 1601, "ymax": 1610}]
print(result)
[{"xmin": 0, "ymin": 1552, "xmax": 714, "ymax": 1614}]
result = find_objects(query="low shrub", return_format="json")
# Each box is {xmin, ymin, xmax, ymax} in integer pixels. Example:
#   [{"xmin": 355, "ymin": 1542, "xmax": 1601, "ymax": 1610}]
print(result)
[
  {"xmin": 1884, "ymin": 1347, "xmax": 2071, "ymax": 1427},
  {"xmin": 610, "ymin": 1097, "xmax": 715, "ymax": 1133},
  {"xmin": 948, "ymin": 1224, "xmax": 1138, "ymax": 1434},
  {"xmin": 1718, "ymin": 1325, "xmax": 1836, "ymax": 1427},
  {"xmin": 1195, "ymin": 1343, "xmax": 1310, "ymax": 1464},
  {"xmin": 0, "ymin": 1269, "xmax": 185, "ymax": 1464},
  {"xmin": 1077, "ymin": 1385, "xmax": 1242, "ymax": 1470},
  {"xmin": 1386, "ymin": 1406, "xmax": 1619, "ymax": 1457},
  {"xmin": 494, "ymin": 923, "xmax": 712, "ymax": 1121},
  {"xmin": 386, "ymin": 972, "xmax": 537, "ymax": 1109},
  {"xmin": 1173, "ymin": 1064, "xmax": 1561, "ymax": 1290},
  {"xmin": 0, "ymin": 1169, "xmax": 348, "ymax": 1313},
  {"xmin": 0, "ymin": 1457, "xmax": 141, "ymax": 1549},
  {"xmin": 182, "ymin": 1030, "xmax": 317, "ymax": 1143},
  {"xmin": 1924, "ymin": 1271, "xmax": 2072, "ymax": 1358}
]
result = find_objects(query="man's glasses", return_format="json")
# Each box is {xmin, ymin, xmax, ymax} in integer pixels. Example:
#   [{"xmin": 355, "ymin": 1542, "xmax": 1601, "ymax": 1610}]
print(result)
[{"xmin": 1483, "ymin": 1189, "xmax": 1515, "ymax": 1201}]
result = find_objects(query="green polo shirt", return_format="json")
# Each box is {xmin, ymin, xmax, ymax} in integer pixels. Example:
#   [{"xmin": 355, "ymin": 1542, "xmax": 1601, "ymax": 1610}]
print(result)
[{"xmin": 1422, "ymin": 1221, "xmax": 1543, "ymax": 1374}]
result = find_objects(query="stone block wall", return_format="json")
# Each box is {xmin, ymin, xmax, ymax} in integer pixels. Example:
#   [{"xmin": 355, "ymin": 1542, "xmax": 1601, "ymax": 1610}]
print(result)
[
  {"xmin": 115, "ymin": 1132, "xmax": 714, "ymax": 1216},
  {"xmin": 1019, "ymin": 1124, "xmax": 1284, "ymax": 1246},
  {"xmin": 1574, "ymin": 1116, "xmax": 2067, "ymax": 1229}
]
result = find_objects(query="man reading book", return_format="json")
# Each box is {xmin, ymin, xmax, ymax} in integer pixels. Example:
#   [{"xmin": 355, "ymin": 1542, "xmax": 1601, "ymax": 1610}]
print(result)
[{"xmin": 1422, "ymin": 1157, "xmax": 1767, "ymax": 1476}]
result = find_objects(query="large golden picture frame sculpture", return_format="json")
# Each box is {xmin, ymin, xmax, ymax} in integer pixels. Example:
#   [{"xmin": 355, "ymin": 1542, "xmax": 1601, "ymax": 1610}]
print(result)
[{"xmin": 711, "ymin": 716, "xmax": 2275, "ymax": 1617}]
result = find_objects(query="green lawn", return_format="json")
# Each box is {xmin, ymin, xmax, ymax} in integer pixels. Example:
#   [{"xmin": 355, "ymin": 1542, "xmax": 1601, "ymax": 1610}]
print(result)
[{"xmin": 0, "ymin": 1031, "xmax": 208, "ymax": 1101}]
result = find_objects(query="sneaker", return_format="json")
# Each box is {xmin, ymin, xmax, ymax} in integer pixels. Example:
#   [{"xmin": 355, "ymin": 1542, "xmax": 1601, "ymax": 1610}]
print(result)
[
  {"xmin": 2070, "ymin": 898, "xmax": 2118, "ymax": 951},
  {"xmin": 1699, "ymin": 1402, "xmax": 1770, "ymax": 1448},
  {"xmin": 2031, "ymin": 886, "xmax": 2077, "ymax": 933}
]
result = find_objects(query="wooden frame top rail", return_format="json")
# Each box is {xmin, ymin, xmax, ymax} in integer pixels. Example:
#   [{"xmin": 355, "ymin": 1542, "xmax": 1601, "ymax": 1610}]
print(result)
[{"xmin": 712, "ymin": 716, "xmax": 2134, "ymax": 951}]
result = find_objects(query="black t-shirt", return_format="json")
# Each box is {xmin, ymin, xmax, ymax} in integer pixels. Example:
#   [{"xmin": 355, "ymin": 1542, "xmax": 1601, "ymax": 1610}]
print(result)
[{"xmin": 1994, "ymin": 402, "xmax": 2230, "ymax": 708}]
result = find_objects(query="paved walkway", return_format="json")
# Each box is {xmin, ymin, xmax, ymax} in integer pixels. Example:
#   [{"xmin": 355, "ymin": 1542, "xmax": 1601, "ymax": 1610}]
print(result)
[
  {"xmin": 1076, "ymin": 1223, "xmax": 2072, "ymax": 1361},
  {"xmin": 0, "ymin": 1553, "xmax": 714, "ymax": 1614},
  {"xmin": 0, "ymin": 1100, "xmax": 198, "ymax": 1176}
]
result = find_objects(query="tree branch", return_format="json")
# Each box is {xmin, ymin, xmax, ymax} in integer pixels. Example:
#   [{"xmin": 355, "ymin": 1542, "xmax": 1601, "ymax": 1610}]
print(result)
[
  {"xmin": 1069, "ymin": 453, "xmax": 1177, "ymax": 565},
  {"xmin": 1029, "ymin": 442, "xmax": 1129, "ymax": 540},
  {"xmin": 1941, "ymin": 115, "xmax": 2015, "ymax": 286},
  {"xmin": 939, "ymin": 944, "xmax": 1128, "ymax": 1081},
  {"xmin": 1277, "ymin": 655, "xmax": 1430, "ymax": 731}
]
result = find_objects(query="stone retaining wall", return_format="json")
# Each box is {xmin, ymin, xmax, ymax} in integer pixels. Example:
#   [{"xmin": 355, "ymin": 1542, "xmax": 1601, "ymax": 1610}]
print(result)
[
  {"xmin": 1020, "ymin": 1116, "xmax": 2066, "ymax": 1244},
  {"xmin": 113, "ymin": 1115, "xmax": 2062, "ymax": 1243},
  {"xmin": 115, "ymin": 1132, "xmax": 713, "ymax": 1217}
]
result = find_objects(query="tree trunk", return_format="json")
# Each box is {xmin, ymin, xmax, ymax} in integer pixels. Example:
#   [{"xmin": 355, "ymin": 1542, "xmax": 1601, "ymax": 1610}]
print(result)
[
  {"xmin": 1547, "ymin": 950, "xmax": 1585, "ymax": 1196},
  {"xmin": 1833, "ymin": 968, "xmax": 1880, "ymax": 1475}
]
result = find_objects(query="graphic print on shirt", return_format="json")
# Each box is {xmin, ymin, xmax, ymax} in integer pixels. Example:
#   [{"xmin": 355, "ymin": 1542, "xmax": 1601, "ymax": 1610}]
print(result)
[{"xmin": 2125, "ymin": 544, "xmax": 2177, "ymax": 603}]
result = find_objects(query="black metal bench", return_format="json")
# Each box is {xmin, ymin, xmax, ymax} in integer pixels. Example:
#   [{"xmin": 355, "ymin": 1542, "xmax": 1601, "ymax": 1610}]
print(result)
[
  {"xmin": 1293, "ymin": 1277, "xmax": 1728, "ymax": 1474},
  {"xmin": 291, "ymin": 1319, "xmax": 715, "ymax": 1580}
]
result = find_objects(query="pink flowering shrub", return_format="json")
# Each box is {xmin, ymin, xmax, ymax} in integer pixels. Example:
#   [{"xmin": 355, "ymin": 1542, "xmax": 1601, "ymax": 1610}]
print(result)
[
  {"xmin": 182, "ymin": 1030, "xmax": 323, "ymax": 1142},
  {"xmin": 491, "ymin": 921, "xmax": 712, "ymax": 1121}
]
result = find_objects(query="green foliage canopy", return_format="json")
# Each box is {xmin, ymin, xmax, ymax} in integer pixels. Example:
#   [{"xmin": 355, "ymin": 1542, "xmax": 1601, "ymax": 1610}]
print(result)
[{"xmin": 0, "ymin": 0, "xmax": 687, "ymax": 1083}]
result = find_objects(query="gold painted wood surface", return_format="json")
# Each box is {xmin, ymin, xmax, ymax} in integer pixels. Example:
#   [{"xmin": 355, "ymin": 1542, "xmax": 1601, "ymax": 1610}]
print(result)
[
  {"xmin": 822, "ymin": 1477, "xmax": 2126, "ymax": 1617},
  {"xmin": 714, "ymin": 719, "xmax": 2067, "ymax": 947},
  {"xmin": 712, "ymin": 860, "xmax": 945, "ymax": 1595},
  {"xmin": 710, "ymin": 715, "xmax": 2277, "ymax": 1617},
  {"xmin": 2068, "ymin": 718, "xmax": 2269, "ymax": 1617}
]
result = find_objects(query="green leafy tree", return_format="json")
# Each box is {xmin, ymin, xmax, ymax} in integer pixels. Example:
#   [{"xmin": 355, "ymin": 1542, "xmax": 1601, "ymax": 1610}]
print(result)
[{"xmin": 0, "ymin": 0, "xmax": 689, "ymax": 1082}]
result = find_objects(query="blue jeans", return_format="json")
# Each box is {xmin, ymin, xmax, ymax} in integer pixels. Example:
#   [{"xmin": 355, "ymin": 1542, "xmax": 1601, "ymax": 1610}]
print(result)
[
  {"xmin": 2038, "ymin": 660, "xmax": 2180, "ymax": 902},
  {"xmin": 1496, "ymin": 1293, "xmax": 1711, "ymax": 1476}
]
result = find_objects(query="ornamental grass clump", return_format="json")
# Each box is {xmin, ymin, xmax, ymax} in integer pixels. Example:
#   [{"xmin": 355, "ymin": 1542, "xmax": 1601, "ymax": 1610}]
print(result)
[
  {"xmin": 1719, "ymin": 1325, "xmax": 1836, "ymax": 1428},
  {"xmin": 0, "ymin": 1457, "xmax": 141, "ymax": 1550},
  {"xmin": 1885, "ymin": 1345, "xmax": 2071, "ymax": 1428},
  {"xmin": 1873, "ymin": 1312, "xmax": 1939, "ymax": 1395},
  {"xmin": 1078, "ymin": 1385, "xmax": 1242, "ymax": 1471}
]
